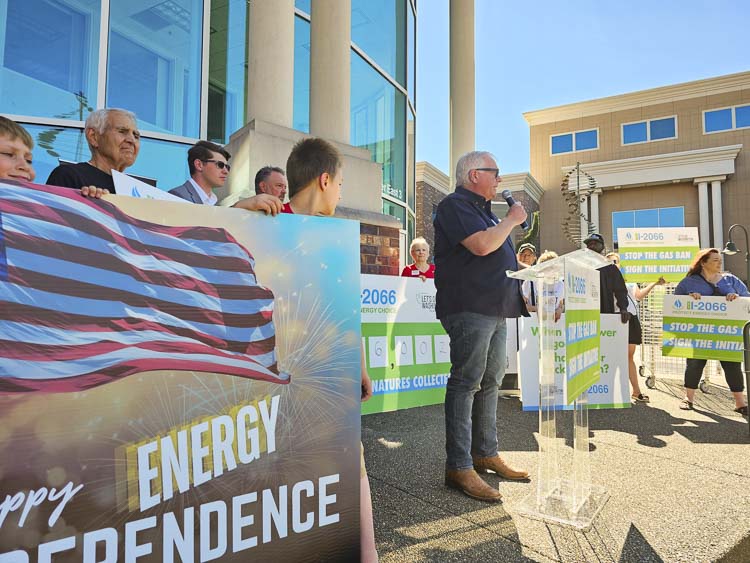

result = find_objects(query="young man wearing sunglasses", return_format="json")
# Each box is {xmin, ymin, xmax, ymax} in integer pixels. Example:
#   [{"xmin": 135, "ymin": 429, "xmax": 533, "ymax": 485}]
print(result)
[{"xmin": 171, "ymin": 140, "xmax": 282, "ymax": 215}]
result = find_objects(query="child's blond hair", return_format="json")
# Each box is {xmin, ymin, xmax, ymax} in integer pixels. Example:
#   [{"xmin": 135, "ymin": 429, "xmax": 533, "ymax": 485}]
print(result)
[{"xmin": 0, "ymin": 116, "xmax": 33, "ymax": 149}]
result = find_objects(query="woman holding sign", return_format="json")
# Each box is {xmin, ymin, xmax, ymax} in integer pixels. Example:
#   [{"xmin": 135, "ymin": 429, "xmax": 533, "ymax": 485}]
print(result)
[{"xmin": 674, "ymin": 248, "xmax": 749, "ymax": 416}]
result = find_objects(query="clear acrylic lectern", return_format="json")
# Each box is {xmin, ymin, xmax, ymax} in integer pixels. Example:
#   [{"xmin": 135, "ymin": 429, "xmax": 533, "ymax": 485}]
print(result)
[{"xmin": 509, "ymin": 248, "xmax": 610, "ymax": 530}]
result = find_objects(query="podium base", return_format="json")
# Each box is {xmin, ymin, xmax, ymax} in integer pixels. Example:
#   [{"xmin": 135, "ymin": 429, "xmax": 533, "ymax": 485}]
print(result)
[{"xmin": 515, "ymin": 481, "xmax": 609, "ymax": 531}]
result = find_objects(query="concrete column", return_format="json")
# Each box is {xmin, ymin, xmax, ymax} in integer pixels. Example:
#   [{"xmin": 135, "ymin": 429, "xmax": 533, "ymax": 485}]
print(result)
[
  {"xmin": 711, "ymin": 180, "xmax": 723, "ymax": 251},
  {"xmin": 310, "ymin": 0, "xmax": 351, "ymax": 143},
  {"xmin": 449, "ymin": 0, "xmax": 475, "ymax": 184},
  {"xmin": 590, "ymin": 190, "xmax": 601, "ymax": 232},
  {"xmin": 247, "ymin": 0, "xmax": 295, "ymax": 128},
  {"xmin": 697, "ymin": 181, "xmax": 710, "ymax": 248}
]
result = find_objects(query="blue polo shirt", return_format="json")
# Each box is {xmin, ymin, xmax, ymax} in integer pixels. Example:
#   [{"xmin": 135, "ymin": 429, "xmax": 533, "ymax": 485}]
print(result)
[
  {"xmin": 433, "ymin": 186, "xmax": 528, "ymax": 320},
  {"xmin": 674, "ymin": 273, "xmax": 750, "ymax": 297}
]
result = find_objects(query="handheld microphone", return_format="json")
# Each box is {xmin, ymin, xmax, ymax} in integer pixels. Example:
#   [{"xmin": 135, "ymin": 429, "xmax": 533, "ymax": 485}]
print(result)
[{"xmin": 500, "ymin": 189, "xmax": 529, "ymax": 230}]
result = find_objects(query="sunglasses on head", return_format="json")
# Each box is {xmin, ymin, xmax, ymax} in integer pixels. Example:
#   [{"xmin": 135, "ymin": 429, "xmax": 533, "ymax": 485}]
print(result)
[{"xmin": 203, "ymin": 159, "xmax": 231, "ymax": 171}]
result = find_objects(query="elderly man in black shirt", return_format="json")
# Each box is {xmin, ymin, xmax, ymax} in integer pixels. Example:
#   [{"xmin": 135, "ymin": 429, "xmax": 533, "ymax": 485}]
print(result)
[
  {"xmin": 46, "ymin": 108, "xmax": 139, "ymax": 196},
  {"xmin": 434, "ymin": 150, "xmax": 530, "ymax": 503}
]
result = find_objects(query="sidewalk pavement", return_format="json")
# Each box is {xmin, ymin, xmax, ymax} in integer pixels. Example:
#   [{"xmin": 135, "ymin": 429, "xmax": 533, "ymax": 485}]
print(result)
[{"xmin": 363, "ymin": 376, "xmax": 750, "ymax": 562}]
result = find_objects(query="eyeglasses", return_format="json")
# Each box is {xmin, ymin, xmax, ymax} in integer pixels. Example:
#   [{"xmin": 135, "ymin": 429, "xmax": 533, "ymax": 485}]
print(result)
[
  {"xmin": 204, "ymin": 159, "xmax": 231, "ymax": 172},
  {"xmin": 473, "ymin": 167, "xmax": 500, "ymax": 178}
]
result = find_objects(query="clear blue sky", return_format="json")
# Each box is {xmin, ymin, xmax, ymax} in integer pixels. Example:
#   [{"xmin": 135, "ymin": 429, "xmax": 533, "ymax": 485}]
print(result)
[{"xmin": 416, "ymin": 0, "xmax": 750, "ymax": 176}]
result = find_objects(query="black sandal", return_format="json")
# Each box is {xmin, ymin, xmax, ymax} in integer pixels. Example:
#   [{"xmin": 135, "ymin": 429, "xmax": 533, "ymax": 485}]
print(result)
[{"xmin": 734, "ymin": 406, "xmax": 748, "ymax": 417}]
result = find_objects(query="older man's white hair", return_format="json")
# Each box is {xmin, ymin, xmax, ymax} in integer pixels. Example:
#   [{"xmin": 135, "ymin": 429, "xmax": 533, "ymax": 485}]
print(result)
[
  {"xmin": 84, "ymin": 108, "xmax": 137, "ymax": 152},
  {"xmin": 455, "ymin": 151, "xmax": 496, "ymax": 188}
]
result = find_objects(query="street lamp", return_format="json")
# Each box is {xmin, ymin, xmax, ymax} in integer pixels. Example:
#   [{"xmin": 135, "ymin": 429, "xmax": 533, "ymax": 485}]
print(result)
[{"xmin": 722, "ymin": 224, "xmax": 750, "ymax": 286}]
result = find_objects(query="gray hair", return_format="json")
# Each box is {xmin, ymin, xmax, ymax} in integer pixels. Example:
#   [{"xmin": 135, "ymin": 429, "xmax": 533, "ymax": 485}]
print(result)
[
  {"xmin": 455, "ymin": 150, "xmax": 495, "ymax": 187},
  {"xmin": 84, "ymin": 108, "xmax": 137, "ymax": 152}
]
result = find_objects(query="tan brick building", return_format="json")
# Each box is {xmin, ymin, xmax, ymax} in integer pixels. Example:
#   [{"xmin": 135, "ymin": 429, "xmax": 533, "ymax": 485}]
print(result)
[{"xmin": 524, "ymin": 71, "xmax": 750, "ymax": 281}]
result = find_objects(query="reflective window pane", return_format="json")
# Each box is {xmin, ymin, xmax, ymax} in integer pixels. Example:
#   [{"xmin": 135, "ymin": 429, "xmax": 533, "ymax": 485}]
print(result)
[
  {"xmin": 407, "ymin": 5, "xmax": 415, "ymax": 105},
  {"xmin": 351, "ymin": 0, "xmax": 406, "ymax": 86},
  {"xmin": 575, "ymin": 129, "xmax": 597, "ymax": 151},
  {"xmin": 704, "ymin": 108, "xmax": 732, "ymax": 133},
  {"xmin": 107, "ymin": 0, "xmax": 203, "ymax": 138},
  {"xmin": 650, "ymin": 117, "xmax": 675, "ymax": 140},
  {"xmin": 24, "ymin": 124, "xmax": 88, "ymax": 184},
  {"xmin": 208, "ymin": 0, "xmax": 248, "ymax": 143},
  {"xmin": 551, "ymin": 134, "xmax": 573, "ymax": 154},
  {"xmin": 295, "ymin": 0, "xmax": 311, "ymax": 14},
  {"xmin": 406, "ymin": 107, "xmax": 415, "ymax": 210},
  {"xmin": 658, "ymin": 206, "xmax": 684, "ymax": 227},
  {"xmin": 128, "ymin": 137, "xmax": 191, "ymax": 190},
  {"xmin": 623, "ymin": 122, "xmax": 647, "ymax": 144},
  {"xmin": 634, "ymin": 208, "xmax": 659, "ymax": 228},
  {"xmin": 736, "ymin": 105, "xmax": 750, "ymax": 129},
  {"xmin": 293, "ymin": 16, "xmax": 311, "ymax": 133},
  {"xmin": 383, "ymin": 200, "xmax": 406, "ymax": 229},
  {"xmin": 611, "ymin": 211, "xmax": 634, "ymax": 243},
  {"xmin": 1, "ymin": 0, "xmax": 100, "ymax": 120},
  {"xmin": 351, "ymin": 52, "xmax": 406, "ymax": 202}
]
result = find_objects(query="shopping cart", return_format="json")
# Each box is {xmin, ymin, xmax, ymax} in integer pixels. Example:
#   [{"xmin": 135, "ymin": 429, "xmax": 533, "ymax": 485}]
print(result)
[{"xmin": 638, "ymin": 283, "xmax": 719, "ymax": 392}]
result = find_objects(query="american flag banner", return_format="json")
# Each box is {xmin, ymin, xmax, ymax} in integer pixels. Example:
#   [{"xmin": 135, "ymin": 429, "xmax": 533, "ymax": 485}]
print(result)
[{"xmin": 0, "ymin": 182, "xmax": 289, "ymax": 392}]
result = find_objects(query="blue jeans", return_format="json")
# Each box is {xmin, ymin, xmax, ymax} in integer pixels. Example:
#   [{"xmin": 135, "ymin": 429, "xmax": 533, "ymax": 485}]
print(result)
[{"xmin": 441, "ymin": 312, "xmax": 507, "ymax": 471}]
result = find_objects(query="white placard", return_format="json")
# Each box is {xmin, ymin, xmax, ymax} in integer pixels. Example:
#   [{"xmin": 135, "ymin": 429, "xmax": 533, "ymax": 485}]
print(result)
[
  {"xmin": 519, "ymin": 313, "xmax": 630, "ymax": 410},
  {"xmin": 434, "ymin": 334, "xmax": 451, "ymax": 364},
  {"xmin": 394, "ymin": 336, "xmax": 414, "ymax": 366},
  {"xmin": 112, "ymin": 170, "xmax": 184, "ymax": 202},
  {"xmin": 414, "ymin": 335, "xmax": 434, "ymax": 365},
  {"xmin": 368, "ymin": 336, "xmax": 388, "ymax": 368}
]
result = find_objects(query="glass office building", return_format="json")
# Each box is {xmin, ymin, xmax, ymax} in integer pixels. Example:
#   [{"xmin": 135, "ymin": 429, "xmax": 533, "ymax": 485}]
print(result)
[{"xmin": 1, "ymin": 0, "xmax": 416, "ymax": 238}]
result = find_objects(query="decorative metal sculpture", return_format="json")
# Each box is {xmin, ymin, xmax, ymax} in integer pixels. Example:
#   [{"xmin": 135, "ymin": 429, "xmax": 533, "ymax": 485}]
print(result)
[{"xmin": 560, "ymin": 163, "xmax": 597, "ymax": 246}]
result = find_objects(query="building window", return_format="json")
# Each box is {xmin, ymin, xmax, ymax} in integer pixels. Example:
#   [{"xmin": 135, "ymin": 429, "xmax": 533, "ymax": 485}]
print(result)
[
  {"xmin": 351, "ymin": 51, "xmax": 406, "ymax": 204},
  {"xmin": 704, "ymin": 108, "xmax": 733, "ymax": 133},
  {"xmin": 351, "ymin": 0, "xmax": 406, "ymax": 87},
  {"xmin": 406, "ymin": 107, "xmax": 416, "ymax": 210},
  {"xmin": 107, "ymin": 0, "xmax": 204, "ymax": 138},
  {"xmin": 293, "ymin": 15, "xmax": 311, "ymax": 133},
  {"xmin": 736, "ymin": 105, "xmax": 750, "ymax": 128},
  {"xmin": 207, "ymin": 0, "xmax": 249, "ymax": 144},
  {"xmin": 1, "ymin": 0, "xmax": 101, "ymax": 121},
  {"xmin": 611, "ymin": 206, "xmax": 684, "ymax": 242},
  {"xmin": 704, "ymin": 104, "xmax": 750, "ymax": 134},
  {"xmin": 550, "ymin": 129, "xmax": 598, "ymax": 155},
  {"xmin": 383, "ymin": 199, "xmax": 406, "ymax": 229},
  {"xmin": 407, "ymin": 2, "xmax": 415, "ymax": 107},
  {"xmin": 622, "ymin": 116, "xmax": 677, "ymax": 145}
]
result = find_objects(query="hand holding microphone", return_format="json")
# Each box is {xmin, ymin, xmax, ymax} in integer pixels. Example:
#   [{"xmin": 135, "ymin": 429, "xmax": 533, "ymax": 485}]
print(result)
[{"xmin": 500, "ymin": 189, "xmax": 529, "ymax": 230}]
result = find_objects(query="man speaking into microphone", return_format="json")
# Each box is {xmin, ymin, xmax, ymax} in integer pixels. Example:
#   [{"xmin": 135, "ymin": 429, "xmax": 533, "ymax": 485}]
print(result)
[{"xmin": 433, "ymin": 151, "xmax": 530, "ymax": 503}]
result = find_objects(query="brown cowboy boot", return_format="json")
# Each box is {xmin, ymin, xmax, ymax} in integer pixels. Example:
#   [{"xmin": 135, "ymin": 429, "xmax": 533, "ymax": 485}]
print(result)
[
  {"xmin": 445, "ymin": 468, "xmax": 503, "ymax": 502},
  {"xmin": 472, "ymin": 454, "xmax": 530, "ymax": 481}
]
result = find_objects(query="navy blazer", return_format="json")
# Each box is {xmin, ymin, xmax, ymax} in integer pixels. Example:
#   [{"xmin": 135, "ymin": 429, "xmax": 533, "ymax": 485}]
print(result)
[{"xmin": 169, "ymin": 180, "xmax": 204, "ymax": 204}]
